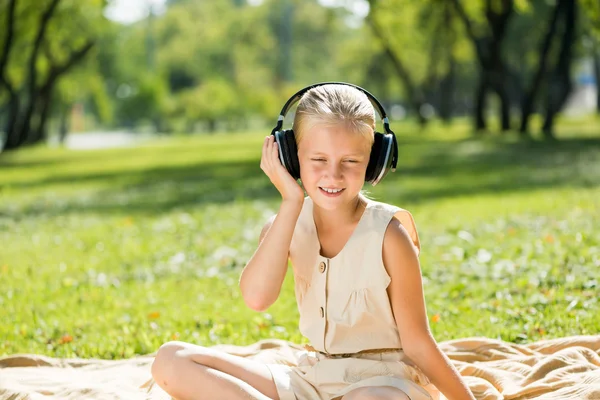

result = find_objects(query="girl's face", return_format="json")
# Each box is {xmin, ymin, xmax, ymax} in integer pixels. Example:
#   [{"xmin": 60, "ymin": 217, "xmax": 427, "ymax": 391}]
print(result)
[{"xmin": 297, "ymin": 123, "xmax": 371, "ymax": 210}]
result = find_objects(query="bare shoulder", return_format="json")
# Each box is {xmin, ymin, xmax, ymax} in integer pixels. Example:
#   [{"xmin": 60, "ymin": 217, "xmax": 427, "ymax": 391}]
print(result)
[
  {"xmin": 383, "ymin": 216, "xmax": 419, "ymax": 259},
  {"xmin": 381, "ymin": 212, "xmax": 421, "ymax": 280},
  {"xmin": 381, "ymin": 206, "xmax": 421, "ymax": 257}
]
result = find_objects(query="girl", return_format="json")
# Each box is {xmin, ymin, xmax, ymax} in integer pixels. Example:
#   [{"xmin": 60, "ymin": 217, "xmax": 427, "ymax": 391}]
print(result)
[{"xmin": 151, "ymin": 83, "xmax": 476, "ymax": 400}]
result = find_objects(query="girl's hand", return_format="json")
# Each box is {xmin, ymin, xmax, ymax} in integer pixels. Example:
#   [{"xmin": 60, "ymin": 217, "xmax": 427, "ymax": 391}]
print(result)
[{"xmin": 260, "ymin": 135, "xmax": 305, "ymax": 204}]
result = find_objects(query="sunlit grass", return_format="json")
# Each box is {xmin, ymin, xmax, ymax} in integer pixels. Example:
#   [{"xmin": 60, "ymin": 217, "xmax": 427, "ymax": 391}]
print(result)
[{"xmin": 1, "ymin": 116, "xmax": 599, "ymax": 359}]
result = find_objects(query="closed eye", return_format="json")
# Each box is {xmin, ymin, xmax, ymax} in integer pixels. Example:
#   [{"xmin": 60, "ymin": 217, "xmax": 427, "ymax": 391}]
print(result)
[{"xmin": 310, "ymin": 158, "xmax": 359, "ymax": 163}]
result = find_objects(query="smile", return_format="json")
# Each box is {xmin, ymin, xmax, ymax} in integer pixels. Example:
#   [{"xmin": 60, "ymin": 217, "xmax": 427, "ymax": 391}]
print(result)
[{"xmin": 319, "ymin": 187, "xmax": 345, "ymax": 196}]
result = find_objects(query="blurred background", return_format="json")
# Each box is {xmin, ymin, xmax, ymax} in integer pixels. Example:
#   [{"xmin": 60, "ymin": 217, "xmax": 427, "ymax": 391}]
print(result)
[
  {"xmin": 1, "ymin": 0, "xmax": 599, "ymax": 359},
  {"xmin": 0, "ymin": 0, "xmax": 599, "ymax": 150}
]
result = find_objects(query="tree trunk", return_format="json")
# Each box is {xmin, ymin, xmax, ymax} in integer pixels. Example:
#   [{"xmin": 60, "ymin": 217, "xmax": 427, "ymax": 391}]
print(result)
[
  {"xmin": 494, "ymin": 80, "xmax": 511, "ymax": 131},
  {"xmin": 449, "ymin": 0, "xmax": 514, "ymax": 133},
  {"xmin": 475, "ymin": 72, "xmax": 488, "ymax": 132},
  {"xmin": 487, "ymin": 64, "xmax": 512, "ymax": 131},
  {"xmin": 0, "ymin": 0, "xmax": 19, "ymax": 151},
  {"xmin": 543, "ymin": 0, "xmax": 576, "ymax": 139},
  {"xmin": 12, "ymin": 0, "xmax": 62, "ymax": 149},
  {"xmin": 486, "ymin": 2, "xmax": 514, "ymax": 132},
  {"xmin": 439, "ymin": 56, "xmax": 455, "ymax": 123},
  {"xmin": 508, "ymin": 66, "xmax": 525, "ymax": 117},
  {"xmin": 3, "ymin": 39, "xmax": 93, "ymax": 151},
  {"xmin": 0, "ymin": 0, "xmax": 17, "ymax": 78},
  {"xmin": 520, "ymin": 0, "xmax": 562, "ymax": 135},
  {"xmin": 28, "ymin": 89, "xmax": 53, "ymax": 145}
]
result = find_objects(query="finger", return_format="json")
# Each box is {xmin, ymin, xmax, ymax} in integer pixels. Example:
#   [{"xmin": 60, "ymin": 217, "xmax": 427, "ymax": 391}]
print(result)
[
  {"xmin": 273, "ymin": 144, "xmax": 292, "ymax": 180},
  {"xmin": 265, "ymin": 136, "xmax": 275, "ymax": 172},
  {"xmin": 262, "ymin": 136, "xmax": 269, "ymax": 159},
  {"xmin": 271, "ymin": 137, "xmax": 282, "ymax": 169},
  {"xmin": 262, "ymin": 136, "xmax": 271, "ymax": 170}
]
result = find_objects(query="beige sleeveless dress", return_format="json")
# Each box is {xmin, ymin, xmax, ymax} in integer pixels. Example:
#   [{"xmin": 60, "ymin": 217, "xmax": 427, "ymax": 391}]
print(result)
[{"xmin": 265, "ymin": 196, "xmax": 438, "ymax": 400}]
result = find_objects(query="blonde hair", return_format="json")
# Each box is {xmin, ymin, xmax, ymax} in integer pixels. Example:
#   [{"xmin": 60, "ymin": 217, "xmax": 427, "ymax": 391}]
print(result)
[
  {"xmin": 292, "ymin": 84, "xmax": 376, "ymax": 150},
  {"xmin": 292, "ymin": 84, "xmax": 377, "ymax": 199}
]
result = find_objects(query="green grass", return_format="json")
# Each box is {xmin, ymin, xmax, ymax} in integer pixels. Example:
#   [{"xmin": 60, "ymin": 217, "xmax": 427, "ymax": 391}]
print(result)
[{"xmin": 1, "ymin": 116, "xmax": 599, "ymax": 359}]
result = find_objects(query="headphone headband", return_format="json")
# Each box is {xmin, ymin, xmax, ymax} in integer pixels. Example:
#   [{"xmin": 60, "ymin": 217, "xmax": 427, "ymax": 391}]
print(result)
[{"xmin": 271, "ymin": 81, "xmax": 397, "ymax": 171}]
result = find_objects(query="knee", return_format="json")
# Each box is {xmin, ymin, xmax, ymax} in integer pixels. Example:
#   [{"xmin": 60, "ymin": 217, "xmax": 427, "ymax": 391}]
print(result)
[
  {"xmin": 342, "ymin": 386, "xmax": 410, "ymax": 400},
  {"xmin": 342, "ymin": 387, "xmax": 373, "ymax": 400},
  {"xmin": 150, "ymin": 341, "xmax": 189, "ymax": 386}
]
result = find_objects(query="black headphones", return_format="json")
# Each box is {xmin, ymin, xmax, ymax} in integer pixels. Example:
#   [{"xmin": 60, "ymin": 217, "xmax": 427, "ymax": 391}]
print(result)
[{"xmin": 270, "ymin": 82, "xmax": 398, "ymax": 186}]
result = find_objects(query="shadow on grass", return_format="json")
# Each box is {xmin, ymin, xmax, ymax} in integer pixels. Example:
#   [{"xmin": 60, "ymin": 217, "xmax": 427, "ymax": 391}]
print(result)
[
  {"xmin": 3, "ymin": 137, "xmax": 600, "ymax": 217},
  {"xmin": 383, "ymin": 137, "xmax": 600, "ymax": 202}
]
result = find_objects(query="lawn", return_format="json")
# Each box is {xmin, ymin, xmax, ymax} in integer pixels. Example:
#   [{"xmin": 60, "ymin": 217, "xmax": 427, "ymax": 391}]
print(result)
[{"xmin": 1, "ymin": 116, "xmax": 599, "ymax": 359}]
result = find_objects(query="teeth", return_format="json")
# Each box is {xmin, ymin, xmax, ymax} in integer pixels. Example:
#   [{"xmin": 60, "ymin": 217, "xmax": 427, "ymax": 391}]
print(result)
[{"xmin": 322, "ymin": 187, "xmax": 342, "ymax": 194}]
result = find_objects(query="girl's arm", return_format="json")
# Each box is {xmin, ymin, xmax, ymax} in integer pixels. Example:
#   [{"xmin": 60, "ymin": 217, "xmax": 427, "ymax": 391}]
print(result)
[
  {"xmin": 239, "ymin": 135, "xmax": 305, "ymax": 312},
  {"xmin": 383, "ymin": 217, "xmax": 476, "ymax": 400},
  {"xmin": 239, "ymin": 200, "xmax": 302, "ymax": 311}
]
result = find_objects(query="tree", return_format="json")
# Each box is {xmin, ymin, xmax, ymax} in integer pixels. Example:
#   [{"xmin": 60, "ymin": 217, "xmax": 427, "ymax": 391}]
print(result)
[
  {"xmin": 366, "ymin": 0, "xmax": 428, "ymax": 125},
  {"xmin": 0, "ymin": 0, "xmax": 19, "ymax": 149},
  {"xmin": 594, "ymin": 40, "xmax": 600, "ymax": 114},
  {"xmin": 449, "ymin": 0, "xmax": 517, "ymax": 132},
  {"xmin": 581, "ymin": 0, "xmax": 600, "ymax": 114},
  {"xmin": 519, "ymin": 0, "xmax": 564, "ymax": 135},
  {"xmin": 0, "ymin": 0, "xmax": 106, "ymax": 152},
  {"xmin": 542, "ymin": 0, "xmax": 577, "ymax": 139}
]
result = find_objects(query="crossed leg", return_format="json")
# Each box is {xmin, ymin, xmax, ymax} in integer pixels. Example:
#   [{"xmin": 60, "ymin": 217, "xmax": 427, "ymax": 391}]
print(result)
[
  {"xmin": 151, "ymin": 341, "xmax": 280, "ymax": 400},
  {"xmin": 151, "ymin": 341, "xmax": 415, "ymax": 400}
]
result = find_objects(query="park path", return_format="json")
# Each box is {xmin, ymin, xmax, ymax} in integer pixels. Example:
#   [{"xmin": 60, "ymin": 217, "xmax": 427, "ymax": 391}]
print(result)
[{"xmin": 57, "ymin": 131, "xmax": 156, "ymax": 150}]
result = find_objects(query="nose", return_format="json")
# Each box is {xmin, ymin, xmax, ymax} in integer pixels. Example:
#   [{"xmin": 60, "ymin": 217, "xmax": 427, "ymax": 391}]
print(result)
[{"xmin": 327, "ymin": 162, "xmax": 343, "ymax": 181}]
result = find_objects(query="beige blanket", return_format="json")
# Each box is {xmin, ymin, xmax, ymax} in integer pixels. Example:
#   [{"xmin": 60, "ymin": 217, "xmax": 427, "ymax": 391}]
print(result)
[{"xmin": 1, "ymin": 335, "xmax": 599, "ymax": 400}]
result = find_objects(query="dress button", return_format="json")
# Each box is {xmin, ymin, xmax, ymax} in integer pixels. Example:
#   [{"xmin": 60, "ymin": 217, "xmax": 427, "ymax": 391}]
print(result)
[
  {"xmin": 319, "ymin": 261, "xmax": 326, "ymax": 273},
  {"xmin": 320, "ymin": 307, "xmax": 324, "ymax": 317}
]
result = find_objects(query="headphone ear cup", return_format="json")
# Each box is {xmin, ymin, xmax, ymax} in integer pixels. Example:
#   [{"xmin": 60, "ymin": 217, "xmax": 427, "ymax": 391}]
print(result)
[
  {"xmin": 366, "ymin": 132, "xmax": 384, "ymax": 183},
  {"xmin": 274, "ymin": 130, "xmax": 292, "ymax": 176},
  {"xmin": 283, "ymin": 129, "xmax": 300, "ymax": 180},
  {"xmin": 366, "ymin": 132, "xmax": 393, "ymax": 185},
  {"xmin": 274, "ymin": 130, "xmax": 301, "ymax": 180}
]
